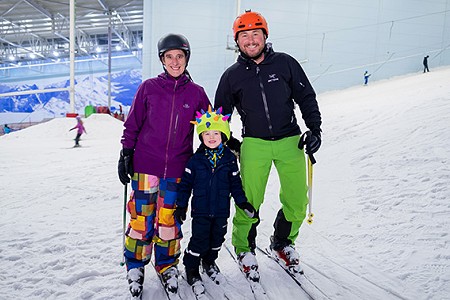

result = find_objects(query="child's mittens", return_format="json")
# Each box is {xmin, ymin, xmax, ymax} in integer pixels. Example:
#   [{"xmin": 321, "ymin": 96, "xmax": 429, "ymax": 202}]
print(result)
[
  {"xmin": 173, "ymin": 206, "xmax": 187, "ymax": 224},
  {"xmin": 237, "ymin": 202, "xmax": 256, "ymax": 218}
]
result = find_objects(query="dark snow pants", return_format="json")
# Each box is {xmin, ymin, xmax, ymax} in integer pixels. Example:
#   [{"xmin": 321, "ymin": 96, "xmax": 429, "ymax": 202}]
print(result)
[{"xmin": 183, "ymin": 216, "xmax": 228, "ymax": 270}]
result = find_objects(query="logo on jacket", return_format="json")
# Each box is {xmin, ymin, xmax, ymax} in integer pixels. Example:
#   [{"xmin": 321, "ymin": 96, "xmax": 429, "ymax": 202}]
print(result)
[
  {"xmin": 183, "ymin": 104, "xmax": 190, "ymax": 109},
  {"xmin": 268, "ymin": 73, "xmax": 279, "ymax": 83}
]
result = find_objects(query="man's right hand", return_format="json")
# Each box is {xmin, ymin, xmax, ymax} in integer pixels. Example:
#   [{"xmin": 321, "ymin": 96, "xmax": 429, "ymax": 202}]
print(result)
[
  {"xmin": 226, "ymin": 133, "xmax": 242, "ymax": 156},
  {"xmin": 118, "ymin": 148, "xmax": 134, "ymax": 185}
]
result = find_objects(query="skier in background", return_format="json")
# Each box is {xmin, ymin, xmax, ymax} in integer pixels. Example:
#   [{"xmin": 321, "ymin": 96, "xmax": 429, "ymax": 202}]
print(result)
[
  {"xmin": 215, "ymin": 10, "xmax": 322, "ymax": 283},
  {"xmin": 118, "ymin": 33, "xmax": 210, "ymax": 299},
  {"xmin": 364, "ymin": 71, "xmax": 371, "ymax": 85},
  {"xmin": 69, "ymin": 116, "xmax": 86, "ymax": 147},
  {"xmin": 174, "ymin": 106, "xmax": 255, "ymax": 295},
  {"xmin": 423, "ymin": 55, "xmax": 430, "ymax": 73},
  {"xmin": 3, "ymin": 124, "xmax": 12, "ymax": 134}
]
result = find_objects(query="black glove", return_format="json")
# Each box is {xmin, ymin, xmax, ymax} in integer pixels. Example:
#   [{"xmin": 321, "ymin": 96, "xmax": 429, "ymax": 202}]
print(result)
[
  {"xmin": 299, "ymin": 127, "xmax": 322, "ymax": 155},
  {"xmin": 237, "ymin": 202, "xmax": 256, "ymax": 218},
  {"xmin": 226, "ymin": 132, "xmax": 242, "ymax": 155},
  {"xmin": 173, "ymin": 207, "xmax": 187, "ymax": 224},
  {"xmin": 118, "ymin": 148, "xmax": 134, "ymax": 185}
]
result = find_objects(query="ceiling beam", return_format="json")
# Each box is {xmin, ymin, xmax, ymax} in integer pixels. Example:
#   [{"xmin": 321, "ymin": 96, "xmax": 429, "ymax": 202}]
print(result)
[{"xmin": 23, "ymin": 0, "xmax": 53, "ymax": 19}]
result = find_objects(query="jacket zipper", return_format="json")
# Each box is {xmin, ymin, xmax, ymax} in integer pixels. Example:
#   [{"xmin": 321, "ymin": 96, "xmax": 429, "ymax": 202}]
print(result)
[
  {"xmin": 207, "ymin": 161, "xmax": 230, "ymax": 217},
  {"xmin": 164, "ymin": 80, "xmax": 178, "ymax": 179},
  {"xmin": 256, "ymin": 66, "xmax": 274, "ymax": 137},
  {"xmin": 173, "ymin": 114, "xmax": 179, "ymax": 136}
]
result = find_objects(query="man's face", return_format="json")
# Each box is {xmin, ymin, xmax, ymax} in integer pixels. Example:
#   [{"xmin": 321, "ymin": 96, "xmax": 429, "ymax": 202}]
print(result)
[{"xmin": 236, "ymin": 29, "xmax": 266, "ymax": 60}]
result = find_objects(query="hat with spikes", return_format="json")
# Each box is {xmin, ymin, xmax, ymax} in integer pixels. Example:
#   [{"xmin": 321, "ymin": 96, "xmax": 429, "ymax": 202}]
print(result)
[{"xmin": 190, "ymin": 105, "xmax": 231, "ymax": 140}]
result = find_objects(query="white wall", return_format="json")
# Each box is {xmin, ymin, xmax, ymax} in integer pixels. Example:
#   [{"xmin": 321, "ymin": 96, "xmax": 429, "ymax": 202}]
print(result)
[
  {"xmin": 143, "ymin": 0, "xmax": 450, "ymax": 98},
  {"xmin": 2, "ymin": 0, "xmax": 449, "ymax": 100}
]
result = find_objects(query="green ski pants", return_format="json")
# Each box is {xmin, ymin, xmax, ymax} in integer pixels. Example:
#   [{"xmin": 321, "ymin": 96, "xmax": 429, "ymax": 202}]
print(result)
[{"xmin": 232, "ymin": 135, "xmax": 308, "ymax": 254}]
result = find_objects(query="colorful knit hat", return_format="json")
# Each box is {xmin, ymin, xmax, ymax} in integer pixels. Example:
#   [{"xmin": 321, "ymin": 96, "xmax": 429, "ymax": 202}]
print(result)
[{"xmin": 191, "ymin": 105, "xmax": 231, "ymax": 140}]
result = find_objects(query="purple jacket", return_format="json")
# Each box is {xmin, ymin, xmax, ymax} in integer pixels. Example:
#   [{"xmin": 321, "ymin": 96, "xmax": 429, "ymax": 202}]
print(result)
[
  {"xmin": 71, "ymin": 122, "xmax": 86, "ymax": 134},
  {"xmin": 121, "ymin": 72, "xmax": 211, "ymax": 178}
]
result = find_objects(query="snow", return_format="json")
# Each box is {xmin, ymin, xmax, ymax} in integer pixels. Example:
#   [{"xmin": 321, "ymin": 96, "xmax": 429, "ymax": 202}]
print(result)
[{"xmin": 1, "ymin": 67, "xmax": 449, "ymax": 300}]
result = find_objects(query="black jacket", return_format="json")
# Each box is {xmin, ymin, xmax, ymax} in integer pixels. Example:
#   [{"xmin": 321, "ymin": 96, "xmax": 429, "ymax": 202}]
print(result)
[
  {"xmin": 215, "ymin": 44, "xmax": 321, "ymax": 140},
  {"xmin": 176, "ymin": 145, "xmax": 247, "ymax": 218}
]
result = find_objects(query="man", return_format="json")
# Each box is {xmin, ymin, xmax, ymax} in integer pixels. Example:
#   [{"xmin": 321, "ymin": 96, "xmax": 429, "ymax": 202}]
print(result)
[
  {"xmin": 214, "ymin": 10, "xmax": 322, "ymax": 282},
  {"xmin": 423, "ymin": 55, "xmax": 430, "ymax": 73}
]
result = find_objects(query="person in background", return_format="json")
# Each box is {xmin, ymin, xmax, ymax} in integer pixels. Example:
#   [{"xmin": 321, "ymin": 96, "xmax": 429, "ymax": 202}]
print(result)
[
  {"xmin": 214, "ymin": 10, "xmax": 322, "ymax": 283},
  {"xmin": 174, "ymin": 106, "xmax": 255, "ymax": 296},
  {"xmin": 118, "ymin": 33, "xmax": 210, "ymax": 299},
  {"xmin": 423, "ymin": 55, "xmax": 430, "ymax": 73},
  {"xmin": 364, "ymin": 71, "xmax": 371, "ymax": 85},
  {"xmin": 69, "ymin": 116, "xmax": 86, "ymax": 147},
  {"xmin": 3, "ymin": 124, "xmax": 12, "ymax": 134}
]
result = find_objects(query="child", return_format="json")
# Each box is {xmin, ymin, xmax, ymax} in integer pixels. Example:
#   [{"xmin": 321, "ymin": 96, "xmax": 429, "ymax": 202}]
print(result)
[
  {"xmin": 69, "ymin": 116, "xmax": 87, "ymax": 147},
  {"xmin": 174, "ymin": 106, "xmax": 255, "ymax": 294}
]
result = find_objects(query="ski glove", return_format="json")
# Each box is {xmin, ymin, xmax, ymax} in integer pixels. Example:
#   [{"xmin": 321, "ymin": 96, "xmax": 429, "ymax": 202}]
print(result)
[
  {"xmin": 118, "ymin": 148, "xmax": 134, "ymax": 185},
  {"xmin": 173, "ymin": 207, "xmax": 187, "ymax": 224},
  {"xmin": 299, "ymin": 128, "xmax": 322, "ymax": 155},
  {"xmin": 226, "ymin": 133, "xmax": 242, "ymax": 156},
  {"xmin": 237, "ymin": 202, "xmax": 256, "ymax": 218}
]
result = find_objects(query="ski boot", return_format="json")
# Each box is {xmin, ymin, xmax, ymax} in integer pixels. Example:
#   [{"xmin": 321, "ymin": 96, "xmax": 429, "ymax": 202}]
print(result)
[
  {"xmin": 161, "ymin": 266, "xmax": 179, "ymax": 294},
  {"xmin": 237, "ymin": 251, "xmax": 260, "ymax": 282},
  {"xmin": 127, "ymin": 267, "xmax": 144, "ymax": 299},
  {"xmin": 201, "ymin": 260, "xmax": 226, "ymax": 285},
  {"xmin": 270, "ymin": 236, "xmax": 303, "ymax": 274},
  {"xmin": 186, "ymin": 268, "xmax": 205, "ymax": 297}
]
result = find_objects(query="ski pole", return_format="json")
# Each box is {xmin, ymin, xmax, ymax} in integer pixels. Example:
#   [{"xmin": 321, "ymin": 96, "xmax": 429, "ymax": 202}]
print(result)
[
  {"xmin": 306, "ymin": 156, "xmax": 314, "ymax": 224},
  {"xmin": 120, "ymin": 183, "xmax": 127, "ymax": 267},
  {"xmin": 299, "ymin": 131, "xmax": 316, "ymax": 224}
]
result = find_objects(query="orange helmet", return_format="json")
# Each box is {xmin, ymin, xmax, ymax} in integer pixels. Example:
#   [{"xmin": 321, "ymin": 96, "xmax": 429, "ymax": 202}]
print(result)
[{"xmin": 233, "ymin": 10, "xmax": 269, "ymax": 40}]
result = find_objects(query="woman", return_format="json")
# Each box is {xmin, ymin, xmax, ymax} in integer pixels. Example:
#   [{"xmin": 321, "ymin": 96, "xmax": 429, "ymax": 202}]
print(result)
[{"xmin": 118, "ymin": 33, "xmax": 210, "ymax": 299}]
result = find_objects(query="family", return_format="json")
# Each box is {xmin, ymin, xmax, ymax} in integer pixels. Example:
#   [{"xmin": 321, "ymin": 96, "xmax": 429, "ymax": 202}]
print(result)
[{"xmin": 117, "ymin": 10, "xmax": 322, "ymax": 299}]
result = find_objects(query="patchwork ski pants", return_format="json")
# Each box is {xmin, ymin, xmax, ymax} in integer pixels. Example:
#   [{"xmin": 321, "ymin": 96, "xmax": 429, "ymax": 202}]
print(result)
[
  {"xmin": 124, "ymin": 173, "xmax": 182, "ymax": 273},
  {"xmin": 232, "ymin": 136, "xmax": 309, "ymax": 254}
]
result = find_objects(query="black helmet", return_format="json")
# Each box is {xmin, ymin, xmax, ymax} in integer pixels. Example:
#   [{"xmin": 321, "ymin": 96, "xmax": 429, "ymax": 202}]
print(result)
[{"xmin": 157, "ymin": 33, "xmax": 191, "ymax": 62}]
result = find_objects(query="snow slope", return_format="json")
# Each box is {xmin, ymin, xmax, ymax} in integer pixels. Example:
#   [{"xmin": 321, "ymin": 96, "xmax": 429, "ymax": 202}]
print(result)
[{"xmin": 0, "ymin": 67, "xmax": 449, "ymax": 300}]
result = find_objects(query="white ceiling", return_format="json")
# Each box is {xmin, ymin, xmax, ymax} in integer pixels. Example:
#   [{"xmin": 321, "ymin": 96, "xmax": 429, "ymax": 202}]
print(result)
[{"xmin": 0, "ymin": 0, "xmax": 143, "ymax": 63}]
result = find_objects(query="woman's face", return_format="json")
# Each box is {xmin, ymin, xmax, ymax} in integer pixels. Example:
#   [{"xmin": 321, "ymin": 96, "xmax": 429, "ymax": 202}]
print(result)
[{"xmin": 162, "ymin": 49, "xmax": 186, "ymax": 78}]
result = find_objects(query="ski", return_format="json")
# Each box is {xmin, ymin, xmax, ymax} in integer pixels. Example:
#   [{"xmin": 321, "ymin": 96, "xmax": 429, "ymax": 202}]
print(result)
[
  {"xmin": 190, "ymin": 280, "xmax": 209, "ymax": 300},
  {"xmin": 256, "ymin": 246, "xmax": 330, "ymax": 300},
  {"xmin": 223, "ymin": 244, "xmax": 269, "ymax": 300},
  {"xmin": 200, "ymin": 267, "xmax": 232, "ymax": 300}
]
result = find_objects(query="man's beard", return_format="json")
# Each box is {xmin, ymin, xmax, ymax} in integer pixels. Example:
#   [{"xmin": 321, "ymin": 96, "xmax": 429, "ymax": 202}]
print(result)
[{"xmin": 239, "ymin": 44, "xmax": 267, "ymax": 61}]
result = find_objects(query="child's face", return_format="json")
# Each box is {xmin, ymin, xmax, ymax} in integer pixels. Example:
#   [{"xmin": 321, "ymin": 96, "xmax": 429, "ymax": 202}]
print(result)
[{"xmin": 202, "ymin": 130, "xmax": 222, "ymax": 149}]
